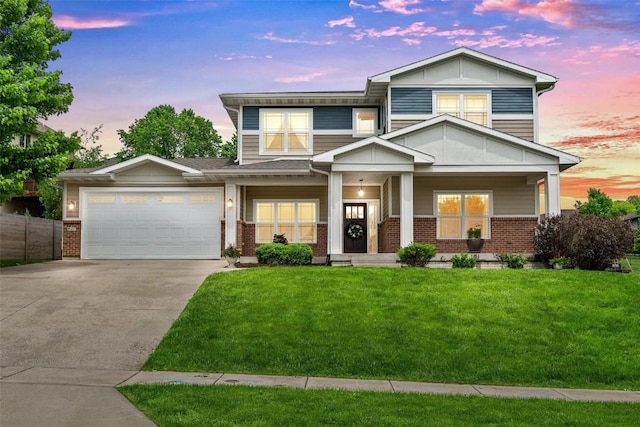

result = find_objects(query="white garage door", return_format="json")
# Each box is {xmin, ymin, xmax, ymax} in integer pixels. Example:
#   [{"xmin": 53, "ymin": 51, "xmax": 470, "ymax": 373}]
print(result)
[{"xmin": 81, "ymin": 188, "xmax": 222, "ymax": 259}]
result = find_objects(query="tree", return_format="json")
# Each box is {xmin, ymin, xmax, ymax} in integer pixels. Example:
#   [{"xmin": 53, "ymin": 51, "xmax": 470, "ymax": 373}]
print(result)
[
  {"xmin": 0, "ymin": 0, "xmax": 74, "ymax": 203},
  {"xmin": 627, "ymin": 195, "xmax": 640, "ymax": 214},
  {"xmin": 220, "ymin": 133, "xmax": 237, "ymax": 159},
  {"xmin": 574, "ymin": 188, "xmax": 617, "ymax": 217},
  {"xmin": 117, "ymin": 105, "xmax": 222, "ymax": 160},
  {"xmin": 72, "ymin": 125, "xmax": 108, "ymax": 168}
]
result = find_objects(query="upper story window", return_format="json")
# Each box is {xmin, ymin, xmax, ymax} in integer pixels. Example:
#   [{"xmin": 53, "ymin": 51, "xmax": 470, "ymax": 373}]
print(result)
[
  {"xmin": 435, "ymin": 93, "xmax": 489, "ymax": 126},
  {"xmin": 353, "ymin": 108, "xmax": 378, "ymax": 137},
  {"xmin": 19, "ymin": 135, "xmax": 32, "ymax": 148},
  {"xmin": 260, "ymin": 109, "xmax": 312, "ymax": 155}
]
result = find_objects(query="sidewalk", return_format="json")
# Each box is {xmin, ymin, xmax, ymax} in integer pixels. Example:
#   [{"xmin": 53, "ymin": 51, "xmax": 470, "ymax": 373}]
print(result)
[{"xmin": 120, "ymin": 371, "xmax": 640, "ymax": 403}]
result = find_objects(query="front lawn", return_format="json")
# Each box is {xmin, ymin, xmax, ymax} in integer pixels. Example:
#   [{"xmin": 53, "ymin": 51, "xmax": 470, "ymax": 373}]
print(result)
[
  {"xmin": 119, "ymin": 384, "xmax": 640, "ymax": 427},
  {"xmin": 144, "ymin": 268, "xmax": 640, "ymax": 390}
]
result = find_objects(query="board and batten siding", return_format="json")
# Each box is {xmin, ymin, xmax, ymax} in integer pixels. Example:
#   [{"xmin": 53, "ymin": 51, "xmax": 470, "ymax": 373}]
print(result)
[
  {"xmin": 245, "ymin": 186, "xmax": 328, "ymax": 222},
  {"xmin": 413, "ymin": 176, "xmax": 535, "ymax": 216},
  {"xmin": 492, "ymin": 120, "xmax": 534, "ymax": 142}
]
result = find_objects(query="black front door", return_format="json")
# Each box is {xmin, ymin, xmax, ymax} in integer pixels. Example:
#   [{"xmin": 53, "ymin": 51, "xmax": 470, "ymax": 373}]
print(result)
[{"xmin": 344, "ymin": 203, "xmax": 367, "ymax": 253}]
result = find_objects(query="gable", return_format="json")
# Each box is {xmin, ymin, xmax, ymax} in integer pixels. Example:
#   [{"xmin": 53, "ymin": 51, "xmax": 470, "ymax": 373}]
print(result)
[
  {"xmin": 389, "ymin": 121, "xmax": 558, "ymax": 166},
  {"xmin": 391, "ymin": 56, "xmax": 535, "ymax": 86},
  {"xmin": 118, "ymin": 162, "xmax": 185, "ymax": 177},
  {"xmin": 335, "ymin": 144, "xmax": 413, "ymax": 165}
]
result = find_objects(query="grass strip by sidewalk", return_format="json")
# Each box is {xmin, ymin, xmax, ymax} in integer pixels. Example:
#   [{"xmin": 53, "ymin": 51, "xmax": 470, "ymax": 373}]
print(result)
[
  {"xmin": 119, "ymin": 384, "xmax": 640, "ymax": 427},
  {"xmin": 144, "ymin": 268, "xmax": 640, "ymax": 390}
]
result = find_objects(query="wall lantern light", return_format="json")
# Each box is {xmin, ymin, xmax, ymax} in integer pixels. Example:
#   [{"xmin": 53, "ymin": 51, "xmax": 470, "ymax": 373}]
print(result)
[
  {"xmin": 358, "ymin": 179, "xmax": 364, "ymax": 197},
  {"xmin": 227, "ymin": 198, "xmax": 234, "ymax": 208},
  {"xmin": 67, "ymin": 200, "xmax": 77, "ymax": 211}
]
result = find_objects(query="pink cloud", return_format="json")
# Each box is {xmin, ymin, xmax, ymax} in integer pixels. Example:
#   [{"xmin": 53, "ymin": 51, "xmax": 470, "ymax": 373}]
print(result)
[
  {"xmin": 53, "ymin": 15, "xmax": 131, "ymax": 29},
  {"xmin": 434, "ymin": 28, "xmax": 477, "ymax": 38},
  {"xmin": 275, "ymin": 72, "xmax": 324, "ymax": 83},
  {"xmin": 560, "ymin": 175, "xmax": 640, "ymax": 200},
  {"xmin": 453, "ymin": 33, "xmax": 559, "ymax": 48},
  {"xmin": 263, "ymin": 32, "xmax": 336, "ymax": 46},
  {"xmin": 474, "ymin": 0, "xmax": 575, "ymax": 28},
  {"xmin": 352, "ymin": 22, "xmax": 437, "ymax": 40},
  {"xmin": 349, "ymin": 0, "xmax": 378, "ymax": 10},
  {"xmin": 327, "ymin": 16, "xmax": 356, "ymax": 28},
  {"xmin": 378, "ymin": 0, "xmax": 431, "ymax": 15},
  {"xmin": 402, "ymin": 38, "xmax": 421, "ymax": 46}
]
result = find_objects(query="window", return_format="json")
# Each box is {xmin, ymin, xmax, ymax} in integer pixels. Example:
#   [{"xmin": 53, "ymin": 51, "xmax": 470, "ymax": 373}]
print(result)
[
  {"xmin": 255, "ymin": 201, "xmax": 317, "ymax": 243},
  {"xmin": 436, "ymin": 192, "xmax": 491, "ymax": 239},
  {"xmin": 435, "ymin": 93, "xmax": 489, "ymax": 126},
  {"xmin": 260, "ymin": 109, "xmax": 311, "ymax": 154},
  {"xmin": 19, "ymin": 135, "xmax": 32, "ymax": 148},
  {"xmin": 353, "ymin": 108, "xmax": 377, "ymax": 136}
]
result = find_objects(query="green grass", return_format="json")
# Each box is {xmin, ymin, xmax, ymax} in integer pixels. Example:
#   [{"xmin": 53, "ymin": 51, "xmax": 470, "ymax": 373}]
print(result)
[
  {"xmin": 0, "ymin": 259, "xmax": 47, "ymax": 268},
  {"xmin": 119, "ymin": 384, "xmax": 640, "ymax": 427},
  {"xmin": 144, "ymin": 268, "xmax": 640, "ymax": 390}
]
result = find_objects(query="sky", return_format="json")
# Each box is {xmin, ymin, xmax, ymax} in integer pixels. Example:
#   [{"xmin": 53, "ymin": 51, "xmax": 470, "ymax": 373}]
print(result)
[{"xmin": 44, "ymin": 0, "xmax": 640, "ymax": 208}]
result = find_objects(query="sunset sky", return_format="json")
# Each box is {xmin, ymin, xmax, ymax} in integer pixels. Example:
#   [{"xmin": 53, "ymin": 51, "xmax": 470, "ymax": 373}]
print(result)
[{"xmin": 45, "ymin": 0, "xmax": 639, "ymax": 208}]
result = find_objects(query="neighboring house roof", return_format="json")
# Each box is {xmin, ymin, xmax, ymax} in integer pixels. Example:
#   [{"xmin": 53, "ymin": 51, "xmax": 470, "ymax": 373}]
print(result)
[{"xmin": 623, "ymin": 214, "xmax": 640, "ymax": 221}]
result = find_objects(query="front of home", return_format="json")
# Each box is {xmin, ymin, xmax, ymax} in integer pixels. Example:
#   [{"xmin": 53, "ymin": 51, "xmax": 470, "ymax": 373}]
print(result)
[{"xmin": 58, "ymin": 48, "xmax": 580, "ymax": 260}]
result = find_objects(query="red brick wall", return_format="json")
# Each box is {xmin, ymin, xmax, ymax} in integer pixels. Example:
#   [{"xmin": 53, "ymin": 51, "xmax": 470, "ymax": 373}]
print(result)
[
  {"xmin": 378, "ymin": 217, "xmax": 400, "ymax": 253},
  {"xmin": 412, "ymin": 217, "xmax": 537, "ymax": 253},
  {"xmin": 62, "ymin": 220, "xmax": 81, "ymax": 257},
  {"xmin": 242, "ymin": 223, "xmax": 327, "ymax": 257}
]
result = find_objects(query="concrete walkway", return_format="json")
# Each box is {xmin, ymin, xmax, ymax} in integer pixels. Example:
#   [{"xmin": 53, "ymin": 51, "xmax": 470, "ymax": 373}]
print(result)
[
  {"xmin": 1, "ymin": 260, "xmax": 225, "ymax": 427},
  {"xmin": 121, "ymin": 371, "xmax": 640, "ymax": 403}
]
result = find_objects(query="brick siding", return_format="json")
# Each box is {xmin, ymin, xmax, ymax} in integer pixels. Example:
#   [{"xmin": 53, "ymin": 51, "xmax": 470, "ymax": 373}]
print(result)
[
  {"xmin": 378, "ymin": 217, "xmax": 400, "ymax": 253},
  {"xmin": 62, "ymin": 220, "xmax": 81, "ymax": 257}
]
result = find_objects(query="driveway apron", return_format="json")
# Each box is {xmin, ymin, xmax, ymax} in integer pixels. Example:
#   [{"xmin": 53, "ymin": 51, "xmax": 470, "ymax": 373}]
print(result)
[{"xmin": 0, "ymin": 259, "xmax": 224, "ymax": 427}]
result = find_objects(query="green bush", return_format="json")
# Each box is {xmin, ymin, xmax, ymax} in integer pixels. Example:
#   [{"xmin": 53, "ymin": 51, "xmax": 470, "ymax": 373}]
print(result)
[
  {"xmin": 634, "ymin": 228, "xmax": 640, "ymax": 254},
  {"xmin": 534, "ymin": 214, "xmax": 634, "ymax": 270},
  {"xmin": 451, "ymin": 253, "xmax": 476, "ymax": 268},
  {"xmin": 397, "ymin": 243, "xmax": 437, "ymax": 267},
  {"xmin": 255, "ymin": 243, "xmax": 312, "ymax": 265},
  {"xmin": 495, "ymin": 252, "xmax": 527, "ymax": 269}
]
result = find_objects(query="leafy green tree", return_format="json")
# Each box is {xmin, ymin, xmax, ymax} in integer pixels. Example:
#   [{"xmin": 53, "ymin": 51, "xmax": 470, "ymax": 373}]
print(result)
[
  {"xmin": 627, "ymin": 195, "xmax": 640, "ymax": 214},
  {"xmin": 220, "ymin": 133, "xmax": 237, "ymax": 159},
  {"xmin": 575, "ymin": 188, "xmax": 618, "ymax": 217},
  {"xmin": 612, "ymin": 200, "xmax": 636, "ymax": 216},
  {"xmin": 117, "ymin": 105, "xmax": 222, "ymax": 160},
  {"xmin": 0, "ymin": 0, "xmax": 74, "ymax": 203}
]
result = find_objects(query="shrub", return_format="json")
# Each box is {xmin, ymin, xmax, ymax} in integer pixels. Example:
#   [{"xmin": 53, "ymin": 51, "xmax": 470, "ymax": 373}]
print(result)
[
  {"xmin": 397, "ymin": 243, "xmax": 437, "ymax": 267},
  {"xmin": 634, "ymin": 228, "xmax": 640, "ymax": 255},
  {"xmin": 534, "ymin": 214, "xmax": 634, "ymax": 270},
  {"xmin": 255, "ymin": 243, "xmax": 312, "ymax": 265},
  {"xmin": 451, "ymin": 253, "xmax": 476, "ymax": 268},
  {"xmin": 495, "ymin": 252, "xmax": 527, "ymax": 269}
]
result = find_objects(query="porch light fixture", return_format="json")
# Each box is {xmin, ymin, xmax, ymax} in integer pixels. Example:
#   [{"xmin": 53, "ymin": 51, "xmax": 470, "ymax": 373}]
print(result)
[
  {"xmin": 227, "ymin": 198, "xmax": 233, "ymax": 208},
  {"xmin": 67, "ymin": 200, "xmax": 77, "ymax": 211},
  {"xmin": 358, "ymin": 179, "xmax": 364, "ymax": 197}
]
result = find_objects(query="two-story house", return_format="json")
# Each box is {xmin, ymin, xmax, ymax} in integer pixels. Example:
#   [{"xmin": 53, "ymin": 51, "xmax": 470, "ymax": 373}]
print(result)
[{"xmin": 58, "ymin": 48, "xmax": 580, "ymax": 260}]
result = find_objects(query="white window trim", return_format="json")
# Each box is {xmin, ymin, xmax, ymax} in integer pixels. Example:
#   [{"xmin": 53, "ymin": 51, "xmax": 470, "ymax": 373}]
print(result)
[
  {"xmin": 432, "ymin": 91, "xmax": 492, "ymax": 127},
  {"xmin": 254, "ymin": 199, "xmax": 319, "ymax": 244},
  {"xmin": 352, "ymin": 108, "xmax": 379, "ymax": 137},
  {"xmin": 259, "ymin": 108, "xmax": 313, "ymax": 155},
  {"xmin": 434, "ymin": 190, "xmax": 493, "ymax": 239}
]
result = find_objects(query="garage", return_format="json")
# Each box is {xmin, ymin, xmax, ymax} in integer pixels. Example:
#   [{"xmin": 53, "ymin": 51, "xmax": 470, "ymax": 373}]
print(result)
[{"xmin": 81, "ymin": 188, "xmax": 222, "ymax": 259}]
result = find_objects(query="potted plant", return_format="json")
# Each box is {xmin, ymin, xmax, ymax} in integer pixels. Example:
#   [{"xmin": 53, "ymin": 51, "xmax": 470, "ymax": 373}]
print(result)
[
  {"xmin": 549, "ymin": 254, "xmax": 571, "ymax": 270},
  {"xmin": 223, "ymin": 244, "xmax": 241, "ymax": 266},
  {"xmin": 466, "ymin": 224, "xmax": 484, "ymax": 253}
]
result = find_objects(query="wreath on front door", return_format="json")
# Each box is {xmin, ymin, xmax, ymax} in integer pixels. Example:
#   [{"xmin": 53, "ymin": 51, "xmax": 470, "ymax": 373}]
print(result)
[{"xmin": 346, "ymin": 222, "xmax": 365, "ymax": 240}]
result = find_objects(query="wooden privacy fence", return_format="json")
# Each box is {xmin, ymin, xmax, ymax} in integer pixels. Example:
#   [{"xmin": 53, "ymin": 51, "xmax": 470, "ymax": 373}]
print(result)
[{"xmin": 0, "ymin": 213, "xmax": 62, "ymax": 260}]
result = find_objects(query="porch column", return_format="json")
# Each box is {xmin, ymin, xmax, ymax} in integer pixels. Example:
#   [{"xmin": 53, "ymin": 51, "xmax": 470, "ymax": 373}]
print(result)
[
  {"xmin": 328, "ymin": 172, "xmax": 343, "ymax": 254},
  {"xmin": 225, "ymin": 183, "xmax": 237, "ymax": 249},
  {"xmin": 400, "ymin": 172, "xmax": 413, "ymax": 247},
  {"xmin": 545, "ymin": 171, "xmax": 561, "ymax": 216}
]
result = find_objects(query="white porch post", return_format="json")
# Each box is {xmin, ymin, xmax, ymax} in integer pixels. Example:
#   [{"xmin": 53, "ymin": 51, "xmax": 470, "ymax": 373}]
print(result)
[
  {"xmin": 545, "ymin": 171, "xmax": 561, "ymax": 216},
  {"xmin": 328, "ymin": 172, "xmax": 343, "ymax": 254},
  {"xmin": 225, "ymin": 183, "xmax": 237, "ymax": 248},
  {"xmin": 400, "ymin": 172, "xmax": 413, "ymax": 247}
]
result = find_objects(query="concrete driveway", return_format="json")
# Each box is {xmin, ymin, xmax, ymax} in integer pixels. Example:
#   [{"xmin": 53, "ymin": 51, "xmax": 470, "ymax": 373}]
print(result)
[{"xmin": 0, "ymin": 259, "xmax": 226, "ymax": 426}]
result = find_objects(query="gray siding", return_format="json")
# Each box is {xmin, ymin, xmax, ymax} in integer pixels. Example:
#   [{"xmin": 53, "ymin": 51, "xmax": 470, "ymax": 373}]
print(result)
[
  {"xmin": 243, "ymin": 107, "xmax": 259, "ymax": 130},
  {"xmin": 391, "ymin": 177, "xmax": 400, "ymax": 216},
  {"xmin": 390, "ymin": 120, "xmax": 423, "ymax": 132},
  {"xmin": 492, "ymin": 120, "xmax": 534, "ymax": 142},
  {"xmin": 391, "ymin": 88, "xmax": 432, "ymax": 114},
  {"xmin": 491, "ymin": 88, "xmax": 533, "ymax": 114},
  {"xmin": 246, "ymin": 186, "xmax": 328, "ymax": 222},
  {"xmin": 382, "ymin": 178, "xmax": 390, "ymax": 219},
  {"xmin": 413, "ymin": 176, "xmax": 535, "ymax": 216},
  {"xmin": 241, "ymin": 134, "xmax": 359, "ymax": 163},
  {"xmin": 343, "ymin": 186, "xmax": 381, "ymax": 200},
  {"xmin": 314, "ymin": 135, "xmax": 361, "ymax": 155},
  {"xmin": 314, "ymin": 107, "xmax": 352, "ymax": 130}
]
